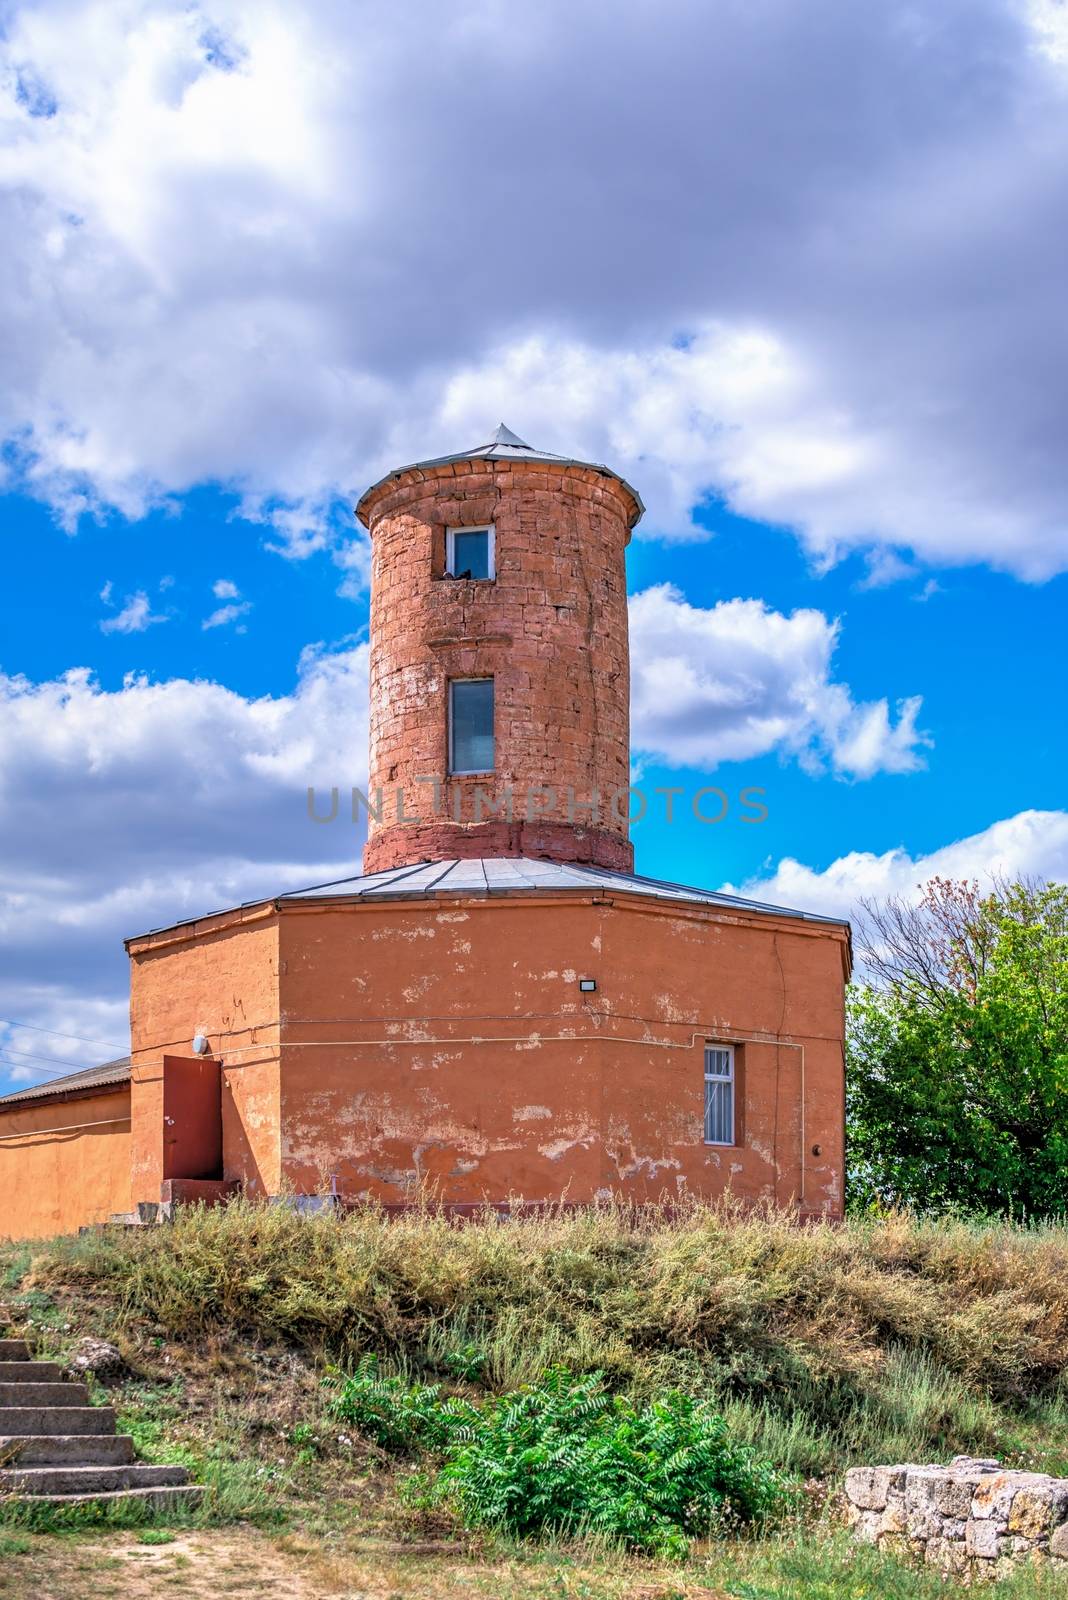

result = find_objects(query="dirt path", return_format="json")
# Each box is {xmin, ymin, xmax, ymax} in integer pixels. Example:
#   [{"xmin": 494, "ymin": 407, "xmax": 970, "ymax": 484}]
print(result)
[{"xmin": 2, "ymin": 1526, "xmax": 725, "ymax": 1600}]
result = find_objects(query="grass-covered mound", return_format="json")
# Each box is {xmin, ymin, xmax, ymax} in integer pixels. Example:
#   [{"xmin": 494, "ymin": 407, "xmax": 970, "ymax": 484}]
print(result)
[{"xmin": 7, "ymin": 1197, "xmax": 1068, "ymax": 1481}]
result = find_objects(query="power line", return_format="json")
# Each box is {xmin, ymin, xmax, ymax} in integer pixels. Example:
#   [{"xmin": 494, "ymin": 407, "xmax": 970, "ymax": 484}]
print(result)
[
  {"xmin": 0, "ymin": 1044, "xmax": 97, "ymax": 1070},
  {"xmin": 0, "ymin": 1019, "xmax": 124, "ymax": 1052},
  {"xmin": 0, "ymin": 1056, "xmax": 93, "ymax": 1082}
]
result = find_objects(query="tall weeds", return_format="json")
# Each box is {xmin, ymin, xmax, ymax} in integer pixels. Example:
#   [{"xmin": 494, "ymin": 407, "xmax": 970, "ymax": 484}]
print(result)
[{"xmin": 17, "ymin": 1198, "xmax": 1068, "ymax": 1478}]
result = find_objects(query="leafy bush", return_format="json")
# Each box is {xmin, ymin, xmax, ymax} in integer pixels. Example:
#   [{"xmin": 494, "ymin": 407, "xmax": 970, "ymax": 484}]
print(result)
[
  {"xmin": 434, "ymin": 1368, "xmax": 789, "ymax": 1556},
  {"xmin": 849, "ymin": 876, "xmax": 1068, "ymax": 1216},
  {"xmin": 327, "ymin": 1353, "xmax": 473, "ymax": 1452},
  {"xmin": 327, "ymin": 1361, "xmax": 787, "ymax": 1555}
]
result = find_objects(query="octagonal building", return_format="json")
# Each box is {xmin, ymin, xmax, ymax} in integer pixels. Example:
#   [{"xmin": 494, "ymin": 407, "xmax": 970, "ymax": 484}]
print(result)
[{"xmin": 0, "ymin": 428, "xmax": 850, "ymax": 1238}]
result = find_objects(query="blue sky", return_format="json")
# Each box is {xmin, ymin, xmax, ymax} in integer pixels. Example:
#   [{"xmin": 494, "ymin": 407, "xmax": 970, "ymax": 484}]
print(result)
[
  {"xmin": 1, "ymin": 0, "xmax": 1067, "ymax": 1091},
  {"xmin": 6, "ymin": 482, "xmax": 1065, "ymax": 896}
]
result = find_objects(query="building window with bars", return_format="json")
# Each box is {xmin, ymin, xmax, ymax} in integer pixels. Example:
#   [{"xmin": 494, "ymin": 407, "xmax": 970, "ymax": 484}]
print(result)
[{"xmin": 704, "ymin": 1044, "xmax": 735, "ymax": 1145}]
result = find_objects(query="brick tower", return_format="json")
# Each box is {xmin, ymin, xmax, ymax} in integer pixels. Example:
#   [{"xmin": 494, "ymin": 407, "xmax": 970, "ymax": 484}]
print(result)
[
  {"xmin": 356, "ymin": 425, "xmax": 644, "ymax": 873},
  {"xmin": 0, "ymin": 427, "xmax": 851, "ymax": 1234}
]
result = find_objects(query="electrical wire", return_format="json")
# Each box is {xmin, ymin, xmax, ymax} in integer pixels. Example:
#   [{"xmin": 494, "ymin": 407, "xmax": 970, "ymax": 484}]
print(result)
[
  {"xmin": 0, "ymin": 1043, "xmax": 102, "ymax": 1070},
  {"xmin": 0, "ymin": 1055, "xmax": 106, "ymax": 1082},
  {"xmin": 0, "ymin": 1018, "xmax": 124, "ymax": 1051}
]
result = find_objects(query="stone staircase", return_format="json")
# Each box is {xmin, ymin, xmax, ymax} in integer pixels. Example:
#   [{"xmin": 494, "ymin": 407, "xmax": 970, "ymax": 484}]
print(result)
[{"xmin": 0, "ymin": 1337, "xmax": 203, "ymax": 1511}]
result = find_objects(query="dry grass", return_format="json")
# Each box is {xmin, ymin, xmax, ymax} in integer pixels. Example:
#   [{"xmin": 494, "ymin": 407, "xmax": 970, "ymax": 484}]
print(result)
[
  {"xmin": 7, "ymin": 1197, "xmax": 1068, "ymax": 1479},
  {"xmin": 7, "ymin": 1522, "xmax": 1068, "ymax": 1600},
  {"xmin": 5, "ymin": 1205, "xmax": 1068, "ymax": 1594}
]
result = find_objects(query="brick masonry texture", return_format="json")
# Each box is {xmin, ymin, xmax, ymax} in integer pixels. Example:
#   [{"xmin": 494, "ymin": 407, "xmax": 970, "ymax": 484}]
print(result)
[
  {"xmin": 358, "ymin": 458, "xmax": 637, "ymax": 873},
  {"xmin": 845, "ymin": 1457, "xmax": 1068, "ymax": 1580}
]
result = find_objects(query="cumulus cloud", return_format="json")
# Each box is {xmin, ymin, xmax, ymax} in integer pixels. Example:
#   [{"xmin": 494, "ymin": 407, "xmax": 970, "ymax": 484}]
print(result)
[
  {"xmin": 0, "ymin": 641, "xmax": 369, "ymax": 1084},
  {"xmin": 0, "ymin": 1008, "xmax": 133, "ymax": 1091},
  {"xmin": 99, "ymin": 590, "xmax": 168, "ymax": 633},
  {"xmin": 629, "ymin": 584, "xmax": 929, "ymax": 778},
  {"xmin": 202, "ymin": 600, "xmax": 251, "ymax": 629},
  {"xmin": 727, "ymin": 810, "xmax": 1068, "ymax": 923},
  {"xmin": 203, "ymin": 578, "xmax": 251, "ymax": 627},
  {"xmin": 0, "ymin": 0, "xmax": 1067, "ymax": 575}
]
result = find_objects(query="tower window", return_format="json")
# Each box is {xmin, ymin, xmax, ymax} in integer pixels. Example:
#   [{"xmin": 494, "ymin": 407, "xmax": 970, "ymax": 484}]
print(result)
[
  {"xmin": 446, "ymin": 525, "xmax": 494, "ymax": 581},
  {"xmin": 704, "ymin": 1044, "xmax": 735, "ymax": 1145},
  {"xmin": 449, "ymin": 678, "xmax": 494, "ymax": 774}
]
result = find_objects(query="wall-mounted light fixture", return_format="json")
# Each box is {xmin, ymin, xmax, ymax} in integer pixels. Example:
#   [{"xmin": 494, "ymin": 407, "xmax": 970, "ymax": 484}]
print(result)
[
  {"xmin": 192, "ymin": 1033, "xmax": 210, "ymax": 1055},
  {"xmin": 578, "ymin": 978, "xmax": 597, "ymax": 993}
]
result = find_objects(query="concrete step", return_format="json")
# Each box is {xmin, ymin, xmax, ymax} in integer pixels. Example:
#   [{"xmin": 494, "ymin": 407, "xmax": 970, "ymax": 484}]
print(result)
[
  {"xmin": 0, "ymin": 1381, "xmax": 89, "ymax": 1406},
  {"xmin": 0, "ymin": 1362, "xmax": 64, "ymax": 1382},
  {"xmin": 6, "ymin": 1483, "xmax": 204, "ymax": 1512},
  {"xmin": 0, "ymin": 1407, "xmax": 115, "ymax": 1436},
  {"xmin": 0, "ymin": 1463, "xmax": 190, "ymax": 1496},
  {"xmin": 0, "ymin": 1433, "xmax": 135, "ymax": 1465},
  {"xmin": 0, "ymin": 1340, "xmax": 29, "ymax": 1361}
]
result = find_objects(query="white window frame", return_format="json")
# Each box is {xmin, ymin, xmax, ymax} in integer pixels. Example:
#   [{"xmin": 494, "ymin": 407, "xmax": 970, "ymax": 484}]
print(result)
[
  {"xmin": 704, "ymin": 1043, "xmax": 735, "ymax": 1146},
  {"xmin": 448, "ymin": 676, "xmax": 495, "ymax": 775},
  {"xmin": 446, "ymin": 524, "xmax": 495, "ymax": 580}
]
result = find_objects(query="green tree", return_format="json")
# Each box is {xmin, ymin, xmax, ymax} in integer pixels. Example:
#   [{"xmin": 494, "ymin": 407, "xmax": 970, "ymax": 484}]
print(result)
[{"xmin": 847, "ymin": 876, "xmax": 1068, "ymax": 1216}]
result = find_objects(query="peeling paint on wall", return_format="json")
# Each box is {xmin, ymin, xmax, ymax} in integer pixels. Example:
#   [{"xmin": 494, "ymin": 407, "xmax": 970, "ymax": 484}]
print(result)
[{"xmin": 123, "ymin": 892, "xmax": 846, "ymax": 1217}]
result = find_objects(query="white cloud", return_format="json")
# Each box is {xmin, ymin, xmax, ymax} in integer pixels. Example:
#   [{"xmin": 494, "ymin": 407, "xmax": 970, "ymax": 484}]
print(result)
[
  {"xmin": 0, "ymin": 1, "xmax": 1067, "ymax": 575},
  {"xmin": 858, "ymin": 549, "xmax": 918, "ymax": 591},
  {"xmin": 99, "ymin": 589, "xmax": 167, "ymax": 633},
  {"xmin": 203, "ymin": 578, "xmax": 251, "ymax": 627},
  {"xmin": 629, "ymin": 583, "xmax": 929, "ymax": 778},
  {"xmin": 0, "ymin": 1005, "xmax": 132, "ymax": 1084},
  {"xmin": 202, "ymin": 600, "xmax": 251, "ymax": 629},
  {"xmin": 333, "ymin": 536, "xmax": 372, "ymax": 599},
  {"xmin": 1029, "ymin": 0, "xmax": 1068, "ymax": 63},
  {"xmin": 0, "ymin": 641, "xmax": 369, "ymax": 1082},
  {"xmin": 99, "ymin": 578, "xmax": 113, "ymax": 603},
  {"xmin": 726, "ymin": 810, "xmax": 1068, "ymax": 923}
]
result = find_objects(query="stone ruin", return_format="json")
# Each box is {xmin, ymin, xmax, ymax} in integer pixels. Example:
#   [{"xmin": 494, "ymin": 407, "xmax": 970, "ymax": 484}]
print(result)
[{"xmin": 845, "ymin": 1457, "xmax": 1068, "ymax": 1580}]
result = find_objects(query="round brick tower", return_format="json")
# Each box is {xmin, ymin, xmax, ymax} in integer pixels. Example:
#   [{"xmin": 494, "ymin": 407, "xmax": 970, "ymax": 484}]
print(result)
[{"xmin": 356, "ymin": 425, "xmax": 644, "ymax": 874}]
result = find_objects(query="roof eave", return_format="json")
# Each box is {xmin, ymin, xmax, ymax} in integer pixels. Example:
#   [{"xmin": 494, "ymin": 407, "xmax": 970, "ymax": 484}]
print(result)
[
  {"xmin": 355, "ymin": 451, "xmax": 645, "ymax": 531},
  {"xmin": 0, "ymin": 1062, "xmax": 132, "ymax": 1112}
]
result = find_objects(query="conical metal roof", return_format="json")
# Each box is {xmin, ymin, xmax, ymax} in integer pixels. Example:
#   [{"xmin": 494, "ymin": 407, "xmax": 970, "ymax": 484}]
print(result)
[
  {"xmin": 356, "ymin": 425, "xmax": 645, "ymax": 528},
  {"xmin": 485, "ymin": 422, "xmax": 530, "ymax": 449}
]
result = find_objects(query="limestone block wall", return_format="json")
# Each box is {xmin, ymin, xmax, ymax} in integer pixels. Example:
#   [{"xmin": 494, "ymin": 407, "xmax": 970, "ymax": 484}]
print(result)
[{"xmin": 845, "ymin": 1457, "xmax": 1068, "ymax": 1580}]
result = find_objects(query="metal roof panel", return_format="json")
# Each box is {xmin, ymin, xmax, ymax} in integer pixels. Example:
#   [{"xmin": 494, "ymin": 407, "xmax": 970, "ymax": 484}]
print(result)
[{"xmin": 0, "ymin": 1057, "xmax": 131, "ymax": 1109}]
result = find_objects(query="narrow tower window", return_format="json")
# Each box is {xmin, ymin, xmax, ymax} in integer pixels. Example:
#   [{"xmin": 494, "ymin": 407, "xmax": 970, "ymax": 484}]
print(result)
[
  {"xmin": 446, "ymin": 525, "xmax": 494, "ymax": 580},
  {"xmin": 704, "ymin": 1044, "xmax": 735, "ymax": 1145},
  {"xmin": 449, "ymin": 678, "xmax": 494, "ymax": 774}
]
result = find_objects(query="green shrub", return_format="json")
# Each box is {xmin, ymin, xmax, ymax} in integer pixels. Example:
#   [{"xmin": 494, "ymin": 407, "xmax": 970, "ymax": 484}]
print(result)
[
  {"xmin": 848, "ymin": 877, "xmax": 1068, "ymax": 1217},
  {"xmin": 433, "ymin": 1368, "xmax": 788, "ymax": 1556},
  {"xmin": 328, "ymin": 1360, "xmax": 787, "ymax": 1556},
  {"xmin": 326, "ymin": 1353, "xmax": 474, "ymax": 1453}
]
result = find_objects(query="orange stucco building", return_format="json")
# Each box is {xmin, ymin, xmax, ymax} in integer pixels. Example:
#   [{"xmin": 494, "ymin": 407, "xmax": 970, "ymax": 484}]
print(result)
[{"xmin": 0, "ymin": 427, "xmax": 850, "ymax": 1239}]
